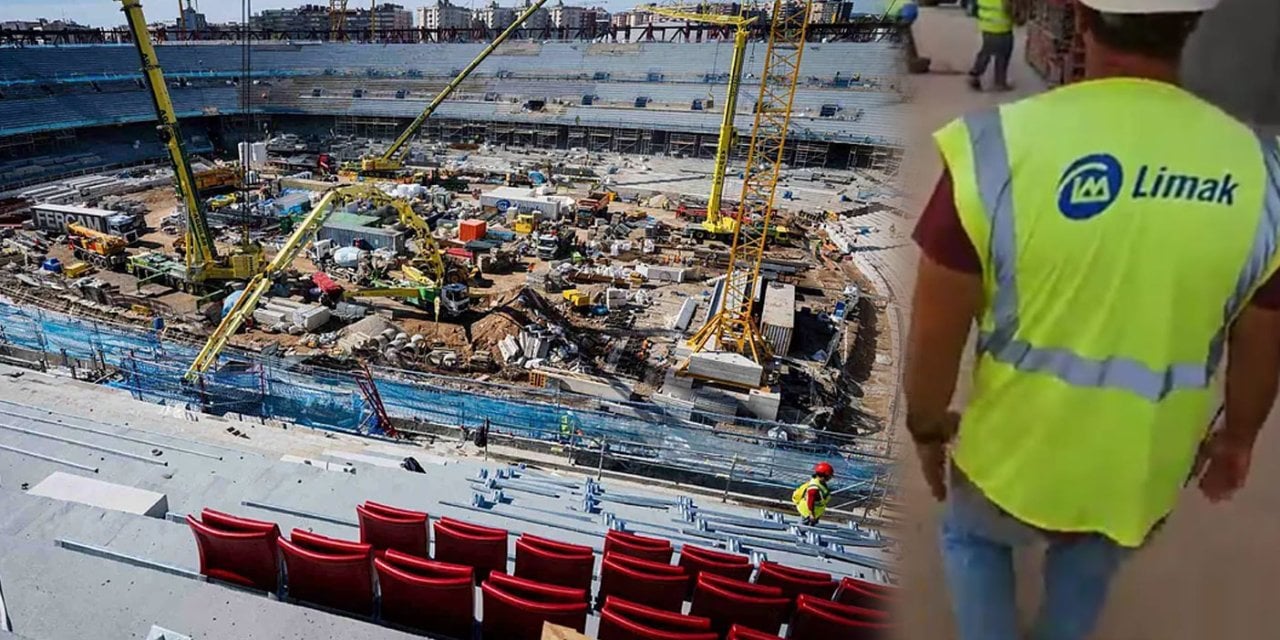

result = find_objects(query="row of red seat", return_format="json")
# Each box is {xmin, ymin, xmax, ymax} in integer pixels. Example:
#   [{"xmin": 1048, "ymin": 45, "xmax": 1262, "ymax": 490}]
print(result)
[{"xmin": 187, "ymin": 503, "xmax": 894, "ymax": 639}]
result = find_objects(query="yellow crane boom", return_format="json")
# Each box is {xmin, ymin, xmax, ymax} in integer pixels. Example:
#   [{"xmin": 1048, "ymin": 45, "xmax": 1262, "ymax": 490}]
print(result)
[
  {"xmin": 118, "ymin": 0, "xmax": 262, "ymax": 284},
  {"xmin": 687, "ymin": 0, "xmax": 812, "ymax": 370},
  {"xmin": 644, "ymin": 4, "xmax": 755, "ymax": 236},
  {"xmin": 360, "ymin": 0, "xmax": 551, "ymax": 175},
  {"xmin": 184, "ymin": 186, "xmax": 457, "ymax": 380}
]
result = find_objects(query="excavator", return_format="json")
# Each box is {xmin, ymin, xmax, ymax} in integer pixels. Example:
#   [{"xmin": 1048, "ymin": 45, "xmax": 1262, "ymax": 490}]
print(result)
[
  {"xmin": 184, "ymin": 184, "xmax": 466, "ymax": 381},
  {"xmin": 66, "ymin": 223, "xmax": 128, "ymax": 270},
  {"xmin": 342, "ymin": 0, "xmax": 550, "ymax": 180},
  {"xmin": 119, "ymin": 0, "xmax": 263, "ymax": 291}
]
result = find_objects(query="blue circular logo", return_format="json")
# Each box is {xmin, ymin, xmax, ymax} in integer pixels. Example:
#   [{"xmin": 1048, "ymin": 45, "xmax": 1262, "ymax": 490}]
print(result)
[
  {"xmin": 1057, "ymin": 153, "xmax": 1123, "ymax": 220},
  {"xmin": 496, "ymin": 199, "xmax": 512, "ymax": 210}
]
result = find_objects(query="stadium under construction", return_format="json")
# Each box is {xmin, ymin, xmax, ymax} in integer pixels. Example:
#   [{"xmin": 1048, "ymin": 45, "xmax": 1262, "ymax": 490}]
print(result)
[{"xmin": 0, "ymin": 2, "xmax": 907, "ymax": 638}]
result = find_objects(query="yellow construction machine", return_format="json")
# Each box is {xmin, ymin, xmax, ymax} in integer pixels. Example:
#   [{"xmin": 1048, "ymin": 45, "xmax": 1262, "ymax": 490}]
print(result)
[
  {"xmin": 184, "ymin": 185, "xmax": 461, "ymax": 381},
  {"xmin": 66, "ymin": 223, "xmax": 128, "ymax": 270},
  {"xmin": 343, "ymin": 285, "xmax": 470, "ymax": 316},
  {"xmin": 119, "ymin": 0, "xmax": 263, "ymax": 288},
  {"xmin": 343, "ymin": 0, "xmax": 550, "ymax": 179}
]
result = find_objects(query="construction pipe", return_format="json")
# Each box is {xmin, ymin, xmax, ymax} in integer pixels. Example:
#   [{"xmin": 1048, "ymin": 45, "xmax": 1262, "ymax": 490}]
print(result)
[
  {"xmin": 0, "ymin": 398, "xmax": 246, "ymax": 454},
  {"xmin": 0, "ymin": 442, "xmax": 98, "ymax": 473},
  {"xmin": 0, "ymin": 422, "xmax": 167, "ymax": 466},
  {"xmin": 0, "ymin": 407, "xmax": 222, "ymax": 461},
  {"xmin": 55, "ymin": 539, "xmax": 205, "ymax": 581}
]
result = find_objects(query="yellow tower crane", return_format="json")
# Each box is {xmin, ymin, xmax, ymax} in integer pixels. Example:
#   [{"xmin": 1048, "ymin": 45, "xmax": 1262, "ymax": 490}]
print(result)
[
  {"xmin": 350, "ymin": 0, "xmax": 551, "ymax": 178},
  {"xmin": 642, "ymin": 5, "xmax": 756, "ymax": 240},
  {"xmin": 686, "ymin": 0, "xmax": 811, "ymax": 370}
]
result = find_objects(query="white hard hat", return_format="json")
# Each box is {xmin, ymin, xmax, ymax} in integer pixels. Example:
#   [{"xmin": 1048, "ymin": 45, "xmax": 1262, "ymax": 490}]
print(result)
[{"xmin": 1079, "ymin": 0, "xmax": 1218, "ymax": 12}]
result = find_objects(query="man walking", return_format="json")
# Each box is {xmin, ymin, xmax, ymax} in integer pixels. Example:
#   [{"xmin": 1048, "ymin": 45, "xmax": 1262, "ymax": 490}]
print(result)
[
  {"xmin": 968, "ymin": 0, "xmax": 1015, "ymax": 91},
  {"xmin": 906, "ymin": 1, "xmax": 1280, "ymax": 639}
]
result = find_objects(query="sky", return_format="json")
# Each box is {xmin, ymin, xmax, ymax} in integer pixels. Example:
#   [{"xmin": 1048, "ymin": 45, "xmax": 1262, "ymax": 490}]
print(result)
[{"xmin": 3, "ymin": 0, "xmax": 643, "ymax": 29}]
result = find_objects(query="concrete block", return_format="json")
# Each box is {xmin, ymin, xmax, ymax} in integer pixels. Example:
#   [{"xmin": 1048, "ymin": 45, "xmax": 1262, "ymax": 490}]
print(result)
[
  {"xmin": 687, "ymin": 351, "xmax": 764, "ymax": 387},
  {"xmin": 292, "ymin": 305, "xmax": 331, "ymax": 332},
  {"xmin": 670, "ymin": 297, "xmax": 697, "ymax": 332},
  {"xmin": 28, "ymin": 471, "xmax": 169, "ymax": 518},
  {"xmin": 745, "ymin": 388, "xmax": 782, "ymax": 421},
  {"xmin": 253, "ymin": 309, "xmax": 287, "ymax": 326}
]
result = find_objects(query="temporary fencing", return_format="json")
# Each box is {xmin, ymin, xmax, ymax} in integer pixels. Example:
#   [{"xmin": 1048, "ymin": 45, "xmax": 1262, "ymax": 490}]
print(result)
[{"xmin": 0, "ymin": 300, "xmax": 889, "ymax": 499}]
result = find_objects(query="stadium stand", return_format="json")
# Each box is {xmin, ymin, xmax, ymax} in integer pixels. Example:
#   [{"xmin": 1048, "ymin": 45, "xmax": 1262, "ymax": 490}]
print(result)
[
  {"xmin": 598, "ymin": 552, "xmax": 690, "ymax": 613},
  {"xmin": 598, "ymin": 598, "xmax": 717, "ymax": 640},
  {"xmin": 834, "ymin": 576, "xmax": 894, "ymax": 610},
  {"xmin": 754, "ymin": 561, "xmax": 839, "ymax": 610},
  {"xmin": 789, "ymin": 594, "xmax": 892, "ymax": 639},
  {"xmin": 0, "ymin": 40, "xmax": 903, "ymax": 189},
  {"xmin": 482, "ymin": 571, "xmax": 591, "ymax": 640}
]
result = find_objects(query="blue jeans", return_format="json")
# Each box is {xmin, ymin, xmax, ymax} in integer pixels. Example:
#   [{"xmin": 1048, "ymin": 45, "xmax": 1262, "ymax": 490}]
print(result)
[{"xmin": 940, "ymin": 468, "xmax": 1132, "ymax": 640}]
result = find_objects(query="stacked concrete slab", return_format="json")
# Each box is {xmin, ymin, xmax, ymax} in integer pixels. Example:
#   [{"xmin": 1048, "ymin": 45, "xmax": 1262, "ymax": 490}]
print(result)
[
  {"xmin": 257, "ymin": 297, "xmax": 331, "ymax": 332},
  {"xmin": 687, "ymin": 351, "xmax": 764, "ymax": 388}
]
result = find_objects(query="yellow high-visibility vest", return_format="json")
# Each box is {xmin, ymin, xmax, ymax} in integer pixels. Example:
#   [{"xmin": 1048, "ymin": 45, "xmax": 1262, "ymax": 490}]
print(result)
[
  {"xmin": 977, "ymin": 0, "xmax": 1012, "ymax": 33},
  {"xmin": 793, "ymin": 478, "xmax": 831, "ymax": 519},
  {"xmin": 935, "ymin": 77, "xmax": 1280, "ymax": 547}
]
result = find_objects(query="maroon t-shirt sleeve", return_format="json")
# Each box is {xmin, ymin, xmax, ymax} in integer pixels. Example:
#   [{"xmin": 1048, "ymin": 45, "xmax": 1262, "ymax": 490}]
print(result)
[
  {"xmin": 908, "ymin": 169, "xmax": 1280, "ymax": 308},
  {"xmin": 912, "ymin": 169, "xmax": 982, "ymax": 274}
]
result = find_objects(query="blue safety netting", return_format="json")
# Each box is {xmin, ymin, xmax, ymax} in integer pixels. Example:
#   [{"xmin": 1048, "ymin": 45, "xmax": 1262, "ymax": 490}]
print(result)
[{"xmin": 0, "ymin": 301, "xmax": 888, "ymax": 494}]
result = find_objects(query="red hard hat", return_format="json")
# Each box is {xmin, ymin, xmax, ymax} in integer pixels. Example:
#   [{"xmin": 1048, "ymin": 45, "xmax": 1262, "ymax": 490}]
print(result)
[{"xmin": 814, "ymin": 462, "xmax": 835, "ymax": 477}]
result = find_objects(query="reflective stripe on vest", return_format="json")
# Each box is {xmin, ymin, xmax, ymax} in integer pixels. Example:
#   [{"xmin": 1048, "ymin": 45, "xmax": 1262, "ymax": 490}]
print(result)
[
  {"xmin": 976, "ymin": 0, "xmax": 1012, "ymax": 33},
  {"xmin": 962, "ymin": 108, "xmax": 1280, "ymax": 401}
]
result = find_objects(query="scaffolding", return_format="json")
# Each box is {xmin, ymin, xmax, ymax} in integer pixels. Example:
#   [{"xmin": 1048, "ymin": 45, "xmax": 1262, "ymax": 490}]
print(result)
[{"xmin": 0, "ymin": 300, "xmax": 891, "ymax": 502}]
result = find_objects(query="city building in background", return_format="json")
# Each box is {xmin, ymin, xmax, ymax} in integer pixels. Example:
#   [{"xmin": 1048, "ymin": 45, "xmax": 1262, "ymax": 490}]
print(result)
[{"xmin": 415, "ymin": 0, "xmax": 473, "ymax": 30}]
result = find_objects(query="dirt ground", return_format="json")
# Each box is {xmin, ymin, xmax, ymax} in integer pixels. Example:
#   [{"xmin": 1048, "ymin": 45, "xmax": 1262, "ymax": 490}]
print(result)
[{"xmin": 892, "ymin": 8, "xmax": 1280, "ymax": 640}]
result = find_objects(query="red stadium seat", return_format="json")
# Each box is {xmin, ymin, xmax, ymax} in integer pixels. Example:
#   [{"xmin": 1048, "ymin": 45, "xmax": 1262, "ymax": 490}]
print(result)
[
  {"xmin": 599, "ymin": 554, "xmax": 690, "ymax": 612},
  {"xmin": 514, "ymin": 534, "xmax": 594, "ymax": 595},
  {"xmin": 726, "ymin": 625, "xmax": 784, "ymax": 640},
  {"xmin": 487, "ymin": 570, "xmax": 588, "ymax": 603},
  {"xmin": 677, "ymin": 545, "xmax": 752, "ymax": 595},
  {"xmin": 603, "ymin": 597, "xmax": 713, "ymax": 633},
  {"xmin": 834, "ymin": 576, "xmax": 894, "ymax": 610},
  {"xmin": 481, "ymin": 580, "xmax": 589, "ymax": 640},
  {"xmin": 606, "ymin": 551, "xmax": 686, "ymax": 576},
  {"xmin": 790, "ymin": 594, "xmax": 892, "ymax": 640},
  {"xmin": 598, "ymin": 609, "xmax": 719, "ymax": 640},
  {"xmin": 277, "ymin": 529, "xmax": 374, "ymax": 615},
  {"xmin": 754, "ymin": 561, "xmax": 838, "ymax": 611},
  {"xmin": 689, "ymin": 573, "xmax": 789, "ymax": 636},
  {"xmin": 186, "ymin": 509, "xmax": 280, "ymax": 592},
  {"xmin": 434, "ymin": 517, "xmax": 508, "ymax": 582},
  {"xmin": 374, "ymin": 549, "xmax": 474, "ymax": 638},
  {"xmin": 605, "ymin": 530, "xmax": 674, "ymax": 563},
  {"xmin": 356, "ymin": 501, "xmax": 429, "ymax": 558},
  {"xmin": 796, "ymin": 593, "xmax": 889, "ymax": 622}
]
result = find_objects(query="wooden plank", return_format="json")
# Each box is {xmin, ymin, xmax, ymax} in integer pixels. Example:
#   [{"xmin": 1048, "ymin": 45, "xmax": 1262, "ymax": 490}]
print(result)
[{"xmin": 541, "ymin": 623, "xmax": 591, "ymax": 640}]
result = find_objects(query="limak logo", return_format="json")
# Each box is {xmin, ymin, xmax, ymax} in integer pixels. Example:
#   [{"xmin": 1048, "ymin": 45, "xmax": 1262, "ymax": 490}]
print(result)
[
  {"xmin": 1057, "ymin": 154, "xmax": 1123, "ymax": 220},
  {"xmin": 1057, "ymin": 153, "xmax": 1241, "ymax": 220}
]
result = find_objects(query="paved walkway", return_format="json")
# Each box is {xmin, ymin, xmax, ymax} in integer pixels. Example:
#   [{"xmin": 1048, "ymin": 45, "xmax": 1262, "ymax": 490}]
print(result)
[{"xmin": 894, "ymin": 8, "xmax": 1280, "ymax": 639}]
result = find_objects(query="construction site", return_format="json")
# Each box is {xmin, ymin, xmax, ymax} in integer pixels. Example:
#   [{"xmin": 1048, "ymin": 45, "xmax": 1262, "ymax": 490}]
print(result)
[{"xmin": 0, "ymin": 1, "xmax": 906, "ymax": 638}]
